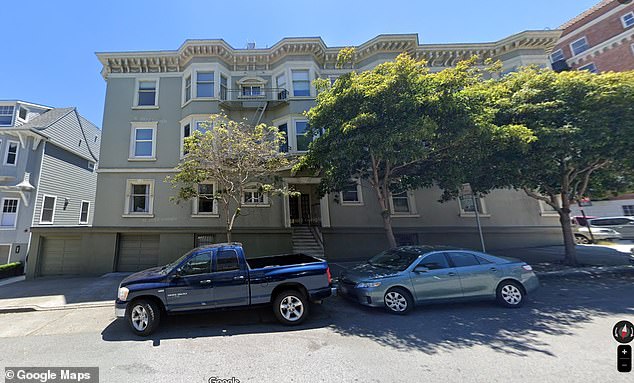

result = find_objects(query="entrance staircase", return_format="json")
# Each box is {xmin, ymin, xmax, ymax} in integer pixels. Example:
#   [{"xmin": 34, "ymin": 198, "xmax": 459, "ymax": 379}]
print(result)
[{"xmin": 292, "ymin": 226, "xmax": 324, "ymax": 258}]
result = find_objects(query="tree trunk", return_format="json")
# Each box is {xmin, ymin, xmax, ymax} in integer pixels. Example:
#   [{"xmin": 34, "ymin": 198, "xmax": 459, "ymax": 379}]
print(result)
[
  {"xmin": 373, "ymin": 186, "xmax": 397, "ymax": 249},
  {"xmin": 558, "ymin": 208, "xmax": 577, "ymax": 266},
  {"xmin": 226, "ymin": 229, "xmax": 232, "ymax": 243}
]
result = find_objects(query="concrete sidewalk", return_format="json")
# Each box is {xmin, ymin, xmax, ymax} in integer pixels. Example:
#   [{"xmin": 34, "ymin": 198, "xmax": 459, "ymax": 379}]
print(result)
[{"xmin": 0, "ymin": 273, "xmax": 129, "ymax": 312}]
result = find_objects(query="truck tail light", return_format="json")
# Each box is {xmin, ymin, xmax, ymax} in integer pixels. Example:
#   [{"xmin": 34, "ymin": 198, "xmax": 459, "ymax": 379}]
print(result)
[{"xmin": 326, "ymin": 267, "xmax": 332, "ymax": 284}]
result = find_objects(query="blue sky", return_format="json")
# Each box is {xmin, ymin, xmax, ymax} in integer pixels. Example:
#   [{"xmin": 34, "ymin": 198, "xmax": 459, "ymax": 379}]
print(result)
[{"xmin": 1, "ymin": 0, "xmax": 599, "ymax": 126}]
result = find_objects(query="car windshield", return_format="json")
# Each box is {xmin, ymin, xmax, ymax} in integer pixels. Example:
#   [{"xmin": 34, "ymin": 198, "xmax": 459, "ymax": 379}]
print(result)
[
  {"xmin": 368, "ymin": 249, "xmax": 420, "ymax": 271},
  {"xmin": 160, "ymin": 249, "xmax": 196, "ymax": 273}
]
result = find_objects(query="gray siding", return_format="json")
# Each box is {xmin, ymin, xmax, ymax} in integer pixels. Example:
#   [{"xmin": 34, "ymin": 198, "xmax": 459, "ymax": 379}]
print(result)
[{"xmin": 43, "ymin": 110, "xmax": 98, "ymax": 162}]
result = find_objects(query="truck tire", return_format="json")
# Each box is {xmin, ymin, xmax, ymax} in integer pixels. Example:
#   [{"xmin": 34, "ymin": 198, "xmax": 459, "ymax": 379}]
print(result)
[
  {"xmin": 273, "ymin": 290, "xmax": 309, "ymax": 325},
  {"xmin": 127, "ymin": 298, "xmax": 161, "ymax": 336}
]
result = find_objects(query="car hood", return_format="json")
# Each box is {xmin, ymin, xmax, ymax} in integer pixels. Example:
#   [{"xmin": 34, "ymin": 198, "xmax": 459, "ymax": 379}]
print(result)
[
  {"xmin": 340, "ymin": 263, "xmax": 402, "ymax": 283},
  {"xmin": 120, "ymin": 266, "xmax": 167, "ymax": 287}
]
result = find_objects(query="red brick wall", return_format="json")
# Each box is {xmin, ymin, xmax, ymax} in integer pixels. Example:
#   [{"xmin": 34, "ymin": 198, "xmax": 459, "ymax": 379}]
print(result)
[{"xmin": 574, "ymin": 42, "xmax": 634, "ymax": 71}]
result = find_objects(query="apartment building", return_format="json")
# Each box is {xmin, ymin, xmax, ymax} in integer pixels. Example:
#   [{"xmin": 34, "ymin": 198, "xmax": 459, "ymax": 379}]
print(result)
[
  {"xmin": 26, "ymin": 31, "xmax": 564, "ymax": 277},
  {"xmin": 0, "ymin": 101, "xmax": 100, "ymax": 267},
  {"xmin": 550, "ymin": 0, "xmax": 634, "ymax": 72}
]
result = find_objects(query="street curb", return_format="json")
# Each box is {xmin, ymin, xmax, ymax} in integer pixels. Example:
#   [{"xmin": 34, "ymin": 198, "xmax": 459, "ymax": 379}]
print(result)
[
  {"xmin": 536, "ymin": 264, "xmax": 634, "ymax": 278},
  {"xmin": 0, "ymin": 300, "xmax": 113, "ymax": 314}
]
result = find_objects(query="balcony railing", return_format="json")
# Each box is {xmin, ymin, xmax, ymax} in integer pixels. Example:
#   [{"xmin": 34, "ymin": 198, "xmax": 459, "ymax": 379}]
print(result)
[{"xmin": 220, "ymin": 88, "xmax": 288, "ymax": 103}]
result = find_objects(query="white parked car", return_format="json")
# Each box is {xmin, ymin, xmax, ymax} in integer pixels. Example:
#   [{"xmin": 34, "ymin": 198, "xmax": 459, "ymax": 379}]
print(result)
[
  {"xmin": 571, "ymin": 216, "xmax": 622, "ymax": 244},
  {"xmin": 587, "ymin": 217, "xmax": 634, "ymax": 240}
]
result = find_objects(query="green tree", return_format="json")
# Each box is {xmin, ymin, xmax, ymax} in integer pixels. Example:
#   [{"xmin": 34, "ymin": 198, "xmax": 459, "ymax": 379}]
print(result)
[
  {"xmin": 486, "ymin": 68, "xmax": 634, "ymax": 265},
  {"xmin": 300, "ymin": 53, "xmax": 532, "ymax": 248},
  {"xmin": 168, "ymin": 114, "xmax": 295, "ymax": 242}
]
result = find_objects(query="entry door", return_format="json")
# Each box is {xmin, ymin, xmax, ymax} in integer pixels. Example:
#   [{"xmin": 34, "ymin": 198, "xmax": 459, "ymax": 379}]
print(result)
[
  {"xmin": 211, "ymin": 249, "xmax": 249, "ymax": 308},
  {"xmin": 165, "ymin": 251, "xmax": 214, "ymax": 311},
  {"xmin": 289, "ymin": 195, "xmax": 300, "ymax": 224},
  {"xmin": 409, "ymin": 252, "xmax": 463, "ymax": 302},
  {"xmin": 300, "ymin": 194, "xmax": 311, "ymax": 224}
]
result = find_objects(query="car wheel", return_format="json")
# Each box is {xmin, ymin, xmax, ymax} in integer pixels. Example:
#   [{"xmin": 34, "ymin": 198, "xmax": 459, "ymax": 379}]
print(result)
[
  {"xmin": 575, "ymin": 235, "xmax": 590, "ymax": 244},
  {"xmin": 274, "ymin": 290, "xmax": 309, "ymax": 326},
  {"xmin": 127, "ymin": 299, "xmax": 160, "ymax": 336},
  {"xmin": 496, "ymin": 281, "xmax": 525, "ymax": 308},
  {"xmin": 384, "ymin": 287, "xmax": 413, "ymax": 315}
]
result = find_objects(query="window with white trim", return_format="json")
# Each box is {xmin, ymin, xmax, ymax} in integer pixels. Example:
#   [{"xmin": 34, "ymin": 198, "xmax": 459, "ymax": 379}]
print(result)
[
  {"xmin": 125, "ymin": 180, "xmax": 154, "ymax": 215},
  {"xmin": 292, "ymin": 69, "xmax": 310, "ymax": 97},
  {"xmin": 622, "ymin": 205, "xmax": 634, "ymax": 216},
  {"xmin": 1, "ymin": 198, "xmax": 19, "ymax": 227},
  {"xmin": 243, "ymin": 186, "xmax": 268, "ymax": 206},
  {"xmin": 570, "ymin": 37, "xmax": 589, "ymax": 56},
  {"xmin": 458, "ymin": 195, "xmax": 486, "ymax": 215},
  {"xmin": 136, "ymin": 80, "xmax": 158, "ymax": 106},
  {"xmin": 550, "ymin": 49, "xmax": 564, "ymax": 63},
  {"xmin": 220, "ymin": 75, "xmax": 228, "ymax": 100},
  {"xmin": 184, "ymin": 75, "xmax": 192, "ymax": 102},
  {"xmin": 294, "ymin": 120, "xmax": 312, "ymax": 152},
  {"xmin": 194, "ymin": 183, "xmax": 217, "ymax": 215},
  {"xmin": 340, "ymin": 180, "xmax": 363, "ymax": 205},
  {"xmin": 130, "ymin": 123, "xmax": 156, "ymax": 159},
  {"xmin": 4, "ymin": 141, "xmax": 18, "ymax": 165},
  {"xmin": 196, "ymin": 71, "xmax": 214, "ymax": 98},
  {"xmin": 40, "ymin": 195, "xmax": 56, "ymax": 224},
  {"xmin": 241, "ymin": 85, "xmax": 262, "ymax": 97},
  {"xmin": 622, "ymin": 12, "xmax": 634, "ymax": 28},
  {"xmin": 18, "ymin": 107, "xmax": 28, "ymax": 121},
  {"xmin": 79, "ymin": 201, "xmax": 90, "ymax": 224},
  {"xmin": 578, "ymin": 62, "xmax": 598, "ymax": 73},
  {"xmin": 390, "ymin": 191, "xmax": 417, "ymax": 215},
  {"xmin": 0, "ymin": 106, "xmax": 14, "ymax": 125},
  {"xmin": 276, "ymin": 73, "xmax": 288, "ymax": 99},
  {"xmin": 278, "ymin": 123, "xmax": 289, "ymax": 153}
]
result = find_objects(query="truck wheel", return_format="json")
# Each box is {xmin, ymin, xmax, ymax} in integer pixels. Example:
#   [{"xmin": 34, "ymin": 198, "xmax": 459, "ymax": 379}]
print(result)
[
  {"xmin": 384, "ymin": 287, "xmax": 413, "ymax": 315},
  {"xmin": 496, "ymin": 280, "xmax": 525, "ymax": 308},
  {"xmin": 127, "ymin": 299, "xmax": 160, "ymax": 336},
  {"xmin": 274, "ymin": 290, "xmax": 309, "ymax": 325}
]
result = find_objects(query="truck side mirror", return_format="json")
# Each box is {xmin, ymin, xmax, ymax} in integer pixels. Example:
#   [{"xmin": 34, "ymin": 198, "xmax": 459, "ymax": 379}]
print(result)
[{"xmin": 173, "ymin": 268, "xmax": 183, "ymax": 278}]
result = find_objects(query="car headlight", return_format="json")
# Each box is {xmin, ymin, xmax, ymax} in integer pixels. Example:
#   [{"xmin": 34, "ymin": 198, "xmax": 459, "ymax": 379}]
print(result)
[
  {"xmin": 356, "ymin": 281, "xmax": 381, "ymax": 288},
  {"xmin": 118, "ymin": 286, "xmax": 129, "ymax": 301}
]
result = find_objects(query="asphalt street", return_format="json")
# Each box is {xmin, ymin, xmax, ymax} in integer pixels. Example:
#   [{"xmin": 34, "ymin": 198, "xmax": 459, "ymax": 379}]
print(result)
[{"xmin": 0, "ymin": 272, "xmax": 633, "ymax": 383}]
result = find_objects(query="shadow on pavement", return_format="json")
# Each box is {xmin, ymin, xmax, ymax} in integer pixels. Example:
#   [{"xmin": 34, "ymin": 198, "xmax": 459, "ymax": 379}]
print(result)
[{"xmin": 102, "ymin": 272, "xmax": 634, "ymax": 358}]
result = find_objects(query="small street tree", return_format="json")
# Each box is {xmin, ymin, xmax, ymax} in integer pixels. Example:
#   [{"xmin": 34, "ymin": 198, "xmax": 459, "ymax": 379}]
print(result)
[
  {"xmin": 168, "ymin": 114, "xmax": 294, "ymax": 242},
  {"xmin": 300, "ymin": 52, "xmax": 533, "ymax": 248},
  {"xmin": 487, "ymin": 68, "xmax": 634, "ymax": 265}
]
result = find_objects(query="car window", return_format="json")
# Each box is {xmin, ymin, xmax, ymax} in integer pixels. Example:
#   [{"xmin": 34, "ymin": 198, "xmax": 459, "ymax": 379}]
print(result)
[
  {"xmin": 418, "ymin": 252, "xmax": 450, "ymax": 270},
  {"xmin": 448, "ymin": 252, "xmax": 481, "ymax": 268},
  {"xmin": 590, "ymin": 219, "xmax": 611, "ymax": 226},
  {"xmin": 613, "ymin": 218, "xmax": 631, "ymax": 225},
  {"xmin": 215, "ymin": 249, "xmax": 240, "ymax": 272},
  {"xmin": 181, "ymin": 251, "xmax": 211, "ymax": 276}
]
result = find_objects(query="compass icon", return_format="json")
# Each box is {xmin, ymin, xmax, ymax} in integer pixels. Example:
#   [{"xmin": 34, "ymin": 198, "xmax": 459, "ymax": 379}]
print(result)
[{"xmin": 613, "ymin": 321, "xmax": 634, "ymax": 344}]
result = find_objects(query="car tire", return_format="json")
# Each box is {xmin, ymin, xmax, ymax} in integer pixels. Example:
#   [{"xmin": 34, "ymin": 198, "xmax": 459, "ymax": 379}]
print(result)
[
  {"xmin": 496, "ymin": 281, "xmax": 525, "ymax": 308},
  {"xmin": 274, "ymin": 290, "xmax": 309, "ymax": 326},
  {"xmin": 383, "ymin": 287, "xmax": 414, "ymax": 315},
  {"xmin": 126, "ymin": 299, "xmax": 161, "ymax": 336},
  {"xmin": 575, "ymin": 235, "xmax": 590, "ymax": 244}
]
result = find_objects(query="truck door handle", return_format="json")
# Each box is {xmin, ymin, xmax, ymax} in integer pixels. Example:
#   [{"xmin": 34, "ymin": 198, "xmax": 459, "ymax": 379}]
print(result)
[
  {"xmin": 447, "ymin": 272, "xmax": 456, "ymax": 276},
  {"xmin": 199, "ymin": 279, "xmax": 212, "ymax": 285},
  {"xmin": 233, "ymin": 275, "xmax": 245, "ymax": 280},
  {"xmin": 490, "ymin": 267, "xmax": 497, "ymax": 271}
]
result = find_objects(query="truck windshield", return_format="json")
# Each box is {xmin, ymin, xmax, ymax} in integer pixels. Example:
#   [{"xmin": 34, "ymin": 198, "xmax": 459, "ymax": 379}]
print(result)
[
  {"xmin": 368, "ymin": 249, "xmax": 419, "ymax": 271},
  {"xmin": 161, "ymin": 249, "xmax": 196, "ymax": 273}
]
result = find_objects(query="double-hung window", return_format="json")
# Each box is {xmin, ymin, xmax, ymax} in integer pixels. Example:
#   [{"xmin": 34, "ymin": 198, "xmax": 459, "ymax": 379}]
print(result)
[
  {"xmin": 0, "ymin": 106, "xmax": 14, "ymax": 125},
  {"xmin": 292, "ymin": 70, "xmax": 310, "ymax": 97},
  {"xmin": 622, "ymin": 12, "xmax": 634, "ymax": 28},
  {"xmin": 220, "ymin": 75, "xmax": 228, "ymax": 100},
  {"xmin": 40, "ymin": 195, "xmax": 56, "ymax": 224},
  {"xmin": 125, "ymin": 180, "xmax": 154, "ymax": 215},
  {"xmin": 136, "ymin": 80, "xmax": 158, "ymax": 106},
  {"xmin": 276, "ymin": 73, "xmax": 287, "ymax": 99},
  {"xmin": 278, "ymin": 123, "xmax": 289, "ymax": 153},
  {"xmin": 578, "ymin": 62, "xmax": 598, "ymax": 74},
  {"xmin": 1, "ymin": 198, "xmax": 19, "ymax": 227},
  {"xmin": 391, "ymin": 192, "xmax": 411, "ymax": 213},
  {"xmin": 295, "ymin": 120, "xmax": 312, "ymax": 152},
  {"xmin": 18, "ymin": 107, "xmax": 28, "ymax": 121},
  {"xmin": 341, "ymin": 180, "xmax": 363, "ymax": 205},
  {"xmin": 570, "ymin": 37, "xmax": 589, "ymax": 56},
  {"xmin": 79, "ymin": 201, "xmax": 90, "ymax": 224},
  {"xmin": 243, "ymin": 186, "xmax": 268, "ymax": 206},
  {"xmin": 4, "ymin": 141, "xmax": 18, "ymax": 165},
  {"xmin": 195, "ymin": 183, "xmax": 217, "ymax": 215},
  {"xmin": 196, "ymin": 71, "xmax": 214, "ymax": 98},
  {"xmin": 549, "ymin": 49, "xmax": 564, "ymax": 63},
  {"xmin": 130, "ymin": 123, "xmax": 157, "ymax": 159},
  {"xmin": 184, "ymin": 75, "xmax": 192, "ymax": 103},
  {"xmin": 459, "ymin": 195, "xmax": 486, "ymax": 215}
]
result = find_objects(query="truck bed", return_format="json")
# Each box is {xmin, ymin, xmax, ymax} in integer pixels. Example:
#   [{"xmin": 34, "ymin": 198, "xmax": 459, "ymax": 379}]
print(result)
[{"xmin": 246, "ymin": 253, "xmax": 324, "ymax": 270}]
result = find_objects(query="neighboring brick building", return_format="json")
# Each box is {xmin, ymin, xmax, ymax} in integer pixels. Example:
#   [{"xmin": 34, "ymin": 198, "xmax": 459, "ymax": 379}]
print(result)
[{"xmin": 551, "ymin": 0, "xmax": 634, "ymax": 72}]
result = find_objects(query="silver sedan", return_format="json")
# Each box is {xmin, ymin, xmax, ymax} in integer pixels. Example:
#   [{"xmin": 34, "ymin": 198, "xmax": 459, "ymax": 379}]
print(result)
[{"xmin": 338, "ymin": 246, "xmax": 539, "ymax": 314}]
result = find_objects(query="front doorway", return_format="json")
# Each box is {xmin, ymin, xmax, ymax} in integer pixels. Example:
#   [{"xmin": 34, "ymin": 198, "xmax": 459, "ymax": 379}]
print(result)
[{"xmin": 287, "ymin": 183, "xmax": 322, "ymax": 227}]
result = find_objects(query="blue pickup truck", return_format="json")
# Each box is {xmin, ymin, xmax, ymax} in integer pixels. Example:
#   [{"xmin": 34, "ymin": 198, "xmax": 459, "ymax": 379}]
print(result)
[{"xmin": 115, "ymin": 243, "xmax": 334, "ymax": 335}]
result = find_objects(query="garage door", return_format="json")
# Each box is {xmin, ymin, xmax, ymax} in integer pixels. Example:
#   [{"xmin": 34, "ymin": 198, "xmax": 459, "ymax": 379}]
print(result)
[
  {"xmin": 117, "ymin": 234, "xmax": 160, "ymax": 272},
  {"xmin": 40, "ymin": 237, "xmax": 82, "ymax": 276}
]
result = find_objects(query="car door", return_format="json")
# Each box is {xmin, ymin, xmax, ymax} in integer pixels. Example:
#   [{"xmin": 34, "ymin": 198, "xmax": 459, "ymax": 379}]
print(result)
[
  {"xmin": 165, "ymin": 250, "xmax": 214, "ymax": 311},
  {"xmin": 611, "ymin": 218, "xmax": 634, "ymax": 239},
  {"xmin": 211, "ymin": 248, "xmax": 249, "ymax": 308},
  {"xmin": 446, "ymin": 251, "xmax": 499, "ymax": 298},
  {"xmin": 409, "ymin": 252, "xmax": 463, "ymax": 303}
]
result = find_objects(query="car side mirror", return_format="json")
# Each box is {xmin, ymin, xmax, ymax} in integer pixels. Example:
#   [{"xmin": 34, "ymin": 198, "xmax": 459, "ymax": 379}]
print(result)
[{"xmin": 414, "ymin": 266, "xmax": 429, "ymax": 273}]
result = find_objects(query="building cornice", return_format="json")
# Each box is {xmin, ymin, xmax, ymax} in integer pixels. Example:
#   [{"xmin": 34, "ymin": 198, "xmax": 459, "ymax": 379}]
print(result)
[{"xmin": 96, "ymin": 31, "xmax": 561, "ymax": 79}]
